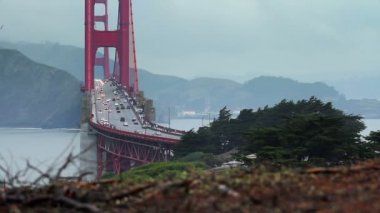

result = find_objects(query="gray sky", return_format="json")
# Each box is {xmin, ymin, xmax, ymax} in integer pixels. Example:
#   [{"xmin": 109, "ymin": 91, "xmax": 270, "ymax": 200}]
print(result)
[{"xmin": 1, "ymin": 0, "xmax": 380, "ymax": 83}]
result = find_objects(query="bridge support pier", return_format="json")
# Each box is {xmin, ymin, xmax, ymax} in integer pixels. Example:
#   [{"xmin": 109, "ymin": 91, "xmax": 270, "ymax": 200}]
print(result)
[
  {"xmin": 79, "ymin": 123, "xmax": 98, "ymax": 181},
  {"xmin": 96, "ymin": 135, "xmax": 105, "ymax": 178}
]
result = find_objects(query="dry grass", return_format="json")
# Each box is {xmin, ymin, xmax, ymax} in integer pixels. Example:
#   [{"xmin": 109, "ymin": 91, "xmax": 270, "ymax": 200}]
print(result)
[{"xmin": 1, "ymin": 159, "xmax": 380, "ymax": 212}]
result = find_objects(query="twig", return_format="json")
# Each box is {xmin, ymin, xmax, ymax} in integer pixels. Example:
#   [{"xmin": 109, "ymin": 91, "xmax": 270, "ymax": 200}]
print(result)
[
  {"xmin": 54, "ymin": 153, "xmax": 73, "ymax": 180},
  {"xmin": 27, "ymin": 160, "xmax": 53, "ymax": 185}
]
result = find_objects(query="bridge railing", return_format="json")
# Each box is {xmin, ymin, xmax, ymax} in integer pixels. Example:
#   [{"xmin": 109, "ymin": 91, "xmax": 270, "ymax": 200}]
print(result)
[
  {"xmin": 89, "ymin": 121, "xmax": 180, "ymax": 145},
  {"xmin": 144, "ymin": 120, "xmax": 187, "ymax": 136}
]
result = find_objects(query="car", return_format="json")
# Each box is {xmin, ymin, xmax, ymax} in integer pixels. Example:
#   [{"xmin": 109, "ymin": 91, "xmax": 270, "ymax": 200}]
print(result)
[
  {"xmin": 115, "ymin": 103, "xmax": 119, "ymax": 106},
  {"xmin": 120, "ymin": 117, "xmax": 125, "ymax": 122},
  {"xmin": 121, "ymin": 106, "xmax": 125, "ymax": 110},
  {"xmin": 134, "ymin": 122, "xmax": 138, "ymax": 125},
  {"xmin": 154, "ymin": 132, "xmax": 161, "ymax": 136},
  {"xmin": 117, "ymin": 110, "xmax": 120, "ymax": 113},
  {"xmin": 116, "ymin": 107, "xmax": 120, "ymax": 110},
  {"xmin": 97, "ymin": 97, "xmax": 101, "ymax": 100},
  {"xmin": 127, "ymin": 106, "xmax": 131, "ymax": 109},
  {"xmin": 132, "ymin": 118, "xmax": 136, "ymax": 122},
  {"xmin": 123, "ymin": 122, "xmax": 128, "ymax": 126}
]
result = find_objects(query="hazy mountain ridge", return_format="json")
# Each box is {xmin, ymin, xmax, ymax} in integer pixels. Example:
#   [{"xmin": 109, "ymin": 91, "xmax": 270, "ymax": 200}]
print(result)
[
  {"xmin": 0, "ymin": 41, "xmax": 84, "ymax": 81},
  {"xmin": 1, "ymin": 41, "xmax": 380, "ymax": 125},
  {"xmin": 0, "ymin": 49, "xmax": 82, "ymax": 128},
  {"xmin": 140, "ymin": 73, "xmax": 351, "ymax": 119}
]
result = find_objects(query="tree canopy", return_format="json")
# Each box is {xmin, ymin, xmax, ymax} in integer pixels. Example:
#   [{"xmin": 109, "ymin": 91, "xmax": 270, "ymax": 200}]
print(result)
[{"xmin": 174, "ymin": 97, "xmax": 377, "ymax": 166}]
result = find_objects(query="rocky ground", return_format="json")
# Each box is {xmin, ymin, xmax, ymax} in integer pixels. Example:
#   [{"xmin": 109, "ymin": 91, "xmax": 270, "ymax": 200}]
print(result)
[{"xmin": 1, "ymin": 159, "xmax": 380, "ymax": 212}]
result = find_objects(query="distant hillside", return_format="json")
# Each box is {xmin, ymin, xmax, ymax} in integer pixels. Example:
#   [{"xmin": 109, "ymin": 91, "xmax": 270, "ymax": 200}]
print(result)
[
  {"xmin": 0, "ymin": 49, "xmax": 81, "ymax": 128},
  {"xmin": 2, "ymin": 41, "xmax": 380, "ymax": 121},
  {"xmin": 141, "ymin": 73, "xmax": 380, "ymax": 120},
  {"xmin": 140, "ymin": 74, "xmax": 350, "ymax": 120},
  {"xmin": 0, "ymin": 41, "xmax": 84, "ymax": 81}
]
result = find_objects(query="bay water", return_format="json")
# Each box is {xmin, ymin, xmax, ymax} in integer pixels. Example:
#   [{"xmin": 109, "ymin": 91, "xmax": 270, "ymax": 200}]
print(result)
[{"xmin": 1, "ymin": 119, "xmax": 380, "ymax": 181}]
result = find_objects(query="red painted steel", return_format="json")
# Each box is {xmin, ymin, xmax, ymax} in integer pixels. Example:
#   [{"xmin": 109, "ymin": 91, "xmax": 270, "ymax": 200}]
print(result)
[
  {"xmin": 90, "ymin": 121, "xmax": 181, "ymax": 145},
  {"xmin": 118, "ymin": 0, "xmax": 130, "ymax": 90},
  {"xmin": 85, "ymin": 0, "xmax": 95, "ymax": 91},
  {"xmin": 85, "ymin": 0, "xmax": 139, "ymax": 93},
  {"xmin": 130, "ymin": 0, "xmax": 139, "ymax": 94},
  {"xmin": 94, "ymin": 0, "xmax": 111, "ymax": 79},
  {"xmin": 86, "ymin": 0, "xmax": 180, "ymax": 176},
  {"xmin": 96, "ymin": 129, "xmax": 172, "ymax": 177}
]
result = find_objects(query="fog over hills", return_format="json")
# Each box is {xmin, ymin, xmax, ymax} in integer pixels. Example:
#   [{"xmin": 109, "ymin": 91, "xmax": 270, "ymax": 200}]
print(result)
[
  {"xmin": 2, "ymin": 40, "xmax": 379, "ymax": 100},
  {"xmin": 327, "ymin": 76, "xmax": 380, "ymax": 100},
  {"xmin": 1, "ymin": 41, "xmax": 380, "ymax": 125}
]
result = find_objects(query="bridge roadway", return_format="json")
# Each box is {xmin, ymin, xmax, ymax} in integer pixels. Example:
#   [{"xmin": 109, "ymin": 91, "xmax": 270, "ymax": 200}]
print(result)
[{"xmin": 90, "ymin": 79, "xmax": 183, "ymax": 144}]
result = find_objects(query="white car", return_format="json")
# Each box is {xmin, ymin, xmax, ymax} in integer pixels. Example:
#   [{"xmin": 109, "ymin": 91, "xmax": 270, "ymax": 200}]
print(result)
[{"xmin": 123, "ymin": 122, "xmax": 128, "ymax": 126}]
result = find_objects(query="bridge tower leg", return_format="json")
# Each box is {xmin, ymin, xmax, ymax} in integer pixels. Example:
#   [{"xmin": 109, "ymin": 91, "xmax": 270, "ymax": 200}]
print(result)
[
  {"xmin": 94, "ymin": 0, "xmax": 111, "ymax": 79},
  {"xmin": 85, "ymin": 0, "xmax": 139, "ymax": 93},
  {"xmin": 85, "ymin": 0, "xmax": 95, "ymax": 91}
]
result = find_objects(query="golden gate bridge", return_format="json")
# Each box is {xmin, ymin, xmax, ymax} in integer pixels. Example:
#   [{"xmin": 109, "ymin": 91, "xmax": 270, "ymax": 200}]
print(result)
[{"xmin": 82, "ymin": 0, "xmax": 185, "ymax": 178}]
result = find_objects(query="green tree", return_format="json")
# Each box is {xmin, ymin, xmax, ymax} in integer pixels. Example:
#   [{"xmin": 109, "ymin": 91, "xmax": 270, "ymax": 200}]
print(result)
[
  {"xmin": 176, "ymin": 97, "xmax": 372, "ymax": 166},
  {"xmin": 175, "ymin": 107, "xmax": 235, "ymax": 157},
  {"xmin": 174, "ymin": 127, "xmax": 218, "ymax": 158},
  {"xmin": 363, "ymin": 131, "xmax": 380, "ymax": 158},
  {"xmin": 241, "ymin": 98, "xmax": 366, "ymax": 166}
]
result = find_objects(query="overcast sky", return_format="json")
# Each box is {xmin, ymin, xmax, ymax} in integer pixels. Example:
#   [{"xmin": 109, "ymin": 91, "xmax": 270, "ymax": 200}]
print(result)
[{"xmin": 1, "ymin": 0, "xmax": 380, "ymax": 83}]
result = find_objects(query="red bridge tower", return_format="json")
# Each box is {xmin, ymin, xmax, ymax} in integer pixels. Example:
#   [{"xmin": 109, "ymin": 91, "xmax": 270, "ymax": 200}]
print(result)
[{"xmin": 85, "ymin": 0, "xmax": 139, "ymax": 95}]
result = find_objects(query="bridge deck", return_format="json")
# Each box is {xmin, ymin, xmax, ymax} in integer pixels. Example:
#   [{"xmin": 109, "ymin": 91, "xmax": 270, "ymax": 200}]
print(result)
[{"xmin": 91, "ymin": 79, "xmax": 183, "ymax": 144}]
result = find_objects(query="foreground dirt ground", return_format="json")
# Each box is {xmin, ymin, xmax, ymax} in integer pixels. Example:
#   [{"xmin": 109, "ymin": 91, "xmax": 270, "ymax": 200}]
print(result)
[{"xmin": 1, "ymin": 159, "xmax": 380, "ymax": 212}]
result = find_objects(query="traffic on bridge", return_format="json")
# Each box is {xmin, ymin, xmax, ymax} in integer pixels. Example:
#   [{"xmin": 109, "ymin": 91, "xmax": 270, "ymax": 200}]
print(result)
[
  {"xmin": 82, "ymin": 0, "xmax": 186, "ymax": 177},
  {"xmin": 91, "ymin": 79, "xmax": 183, "ymax": 142}
]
